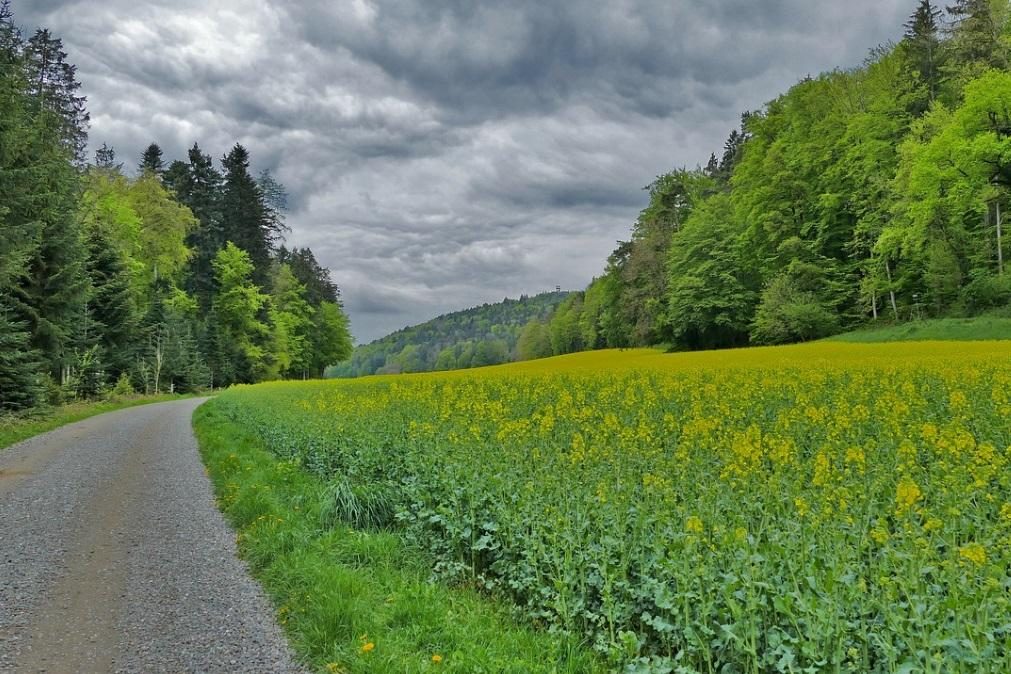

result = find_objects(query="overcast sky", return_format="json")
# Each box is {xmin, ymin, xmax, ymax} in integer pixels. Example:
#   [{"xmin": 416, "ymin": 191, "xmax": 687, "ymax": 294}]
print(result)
[{"xmin": 21, "ymin": 0, "xmax": 912, "ymax": 343}]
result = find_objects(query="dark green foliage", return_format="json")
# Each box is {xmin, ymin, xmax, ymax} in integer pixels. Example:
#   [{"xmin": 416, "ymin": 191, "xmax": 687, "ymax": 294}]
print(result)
[
  {"xmin": 23, "ymin": 28, "xmax": 89, "ymax": 164},
  {"xmin": 330, "ymin": 292, "xmax": 568, "ymax": 377},
  {"xmin": 0, "ymin": 300, "xmax": 41, "ymax": 411},
  {"xmin": 139, "ymin": 142, "xmax": 164, "ymax": 176},
  {"xmin": 168, "ymin": 143, "xmax": 223, "ymax": 308},
  {"xmin": 220, "ymin": 144, "xmax": 273, "ymax": 284},
  {"xmin": 903, "ymin": 0, "xmax": 944, "ymax": 108}
]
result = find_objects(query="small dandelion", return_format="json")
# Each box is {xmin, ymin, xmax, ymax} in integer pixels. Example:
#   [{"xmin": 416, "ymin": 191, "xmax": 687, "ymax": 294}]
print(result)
[{"xmin": 431, "ymin": 654, "xmax": 443, "ymax": 664}]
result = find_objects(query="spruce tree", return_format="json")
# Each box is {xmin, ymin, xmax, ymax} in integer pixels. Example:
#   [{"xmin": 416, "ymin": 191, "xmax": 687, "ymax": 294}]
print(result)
[
  {"xmin": 903, "ymin": 0, "xmax": 944, "ymax": 106},
  {"xmin": 0, "ymin": 0, "xmax": 38, "ymax": 290},
  {"xmin": 23, "ymin": 28, "xmax": 89, "ymax": 164},
  {"xmin": 0, "ymin": 299, "xmax": 41, "ymax": 411},
  {"xmin": 220, "ymin": 144, "xmax": 272, "ymax": 284},
  {"xmin": 172, "ymin": 144, "xmax": 223, "ymax": 309},
  {"xmin": 139, "ymin": 142, "xmax": 164, "ymax": 176},
  {"xmin": 945, "ymin": 0, "xmax": 1004, "ymax": 73},
  {"xmin": 82, "ymin": 223, "xmax": 138, "ymax": 379}
]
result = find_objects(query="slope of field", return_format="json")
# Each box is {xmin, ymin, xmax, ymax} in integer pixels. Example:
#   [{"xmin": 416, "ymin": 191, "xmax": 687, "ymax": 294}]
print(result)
[
  {"xmin": 328, "ymin": 291, "xmax": 569, "ymax": 377},
  {"xmin": 829, "ymin": 317, "xmax": 1011, "ymax": 343},
  {"xmin": 206, "ymin": 341, "xmax": 1011, "ymax": 672}
]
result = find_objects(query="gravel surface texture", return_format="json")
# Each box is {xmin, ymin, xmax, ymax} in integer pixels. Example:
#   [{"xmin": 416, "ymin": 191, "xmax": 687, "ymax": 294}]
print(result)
[{"xmin": 0, "ymin": 398, "xmax": 307, "ymax": 673}]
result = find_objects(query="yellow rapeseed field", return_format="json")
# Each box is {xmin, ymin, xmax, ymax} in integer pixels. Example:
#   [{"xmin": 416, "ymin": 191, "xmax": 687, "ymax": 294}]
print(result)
[{"xmin": 216, "ymin": 341, "xmax": 1011, "ymax": 673}]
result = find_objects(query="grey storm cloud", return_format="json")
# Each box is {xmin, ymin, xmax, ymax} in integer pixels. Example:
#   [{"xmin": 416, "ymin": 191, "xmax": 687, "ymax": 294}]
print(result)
[{"xmin": 18, "ymin": 0, "xmax": 912, "ymax": 342}]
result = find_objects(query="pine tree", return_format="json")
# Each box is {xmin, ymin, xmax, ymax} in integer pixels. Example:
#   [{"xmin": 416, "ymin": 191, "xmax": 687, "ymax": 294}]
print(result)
[
  {"xmin": 945, "ymin": 0, "xmax": 1004, "ymax": 73},
  {"xmin": 139, "ymin": 142, "xmax": 164, "ymax": 176},
  {"xmin": 93, "ymin": 142, "xmax": 120, "ymax": 170},
  {"xmin": 0, "ymin": 299, "xmax": 41, "ymax": 411},
  {"xmin": 81, "ymin": 223, "xmax": 138, "ymax": 379},
  {"xmin": 18, "ymin": 81, "xmax": 87, "ymax": 380},
  {"xmin": 220, "ymin": 144, "xmax": 272, "ymax": 284},
  {"xmin": 903, "ymin": 0, "xmax": 944, "ymax": 105},
  {"xmin": 23, "ymin": 28, "xmax": 89, "ymax": 164},
  {"xmin": 171, "ymin": 144, "xmax": 223, "ymax": 309},
  {"xmin": 0, "ymin": 0, "xmax": 38, "ymax": 291}
]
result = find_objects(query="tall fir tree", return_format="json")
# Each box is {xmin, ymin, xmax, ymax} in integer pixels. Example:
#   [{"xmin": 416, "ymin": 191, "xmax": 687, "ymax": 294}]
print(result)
[
  {"xmin": 23, "ymin": 28, "xmax": 88, "ymax": 164},
  {"xmin": 139, "ymin": 142, "xmax": 164, "ymax": 176},
  {"xmin": 903, "ymin": 0, "xmax": 944, "ymax": 107},
  {"xmin": 0, "ymin": 299, "xmax": 41, "ymax": 411},
  {"xmin": 169, "ymin": 143, "xmax": 223, "ymax": 309},
  {"xmin": 0, "ymin": 0, "xmax": 38, "ymax": 291},
  {"xmin": 17, "ymin": 25, "xmax": 88, "ymax": 382},
  {"xmin": 220, "ymin": 144, "xmax": 272, "ymax": 284},
  {"xmin": 945, "ymin": 0, "xmax": 1005, "ymax": 74}
]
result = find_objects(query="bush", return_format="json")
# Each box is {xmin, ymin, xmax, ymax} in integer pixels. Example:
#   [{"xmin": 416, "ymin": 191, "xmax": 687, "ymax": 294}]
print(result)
[{"xmin": 751, "ymin": 276, "xmax": 840, "ymax": 344}]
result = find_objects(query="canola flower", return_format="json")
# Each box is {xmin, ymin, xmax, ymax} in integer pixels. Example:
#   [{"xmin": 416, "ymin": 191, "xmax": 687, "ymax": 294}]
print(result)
[{"xmin": 214, "ymin": 341, "xmax": 1011, "ymax": 672}]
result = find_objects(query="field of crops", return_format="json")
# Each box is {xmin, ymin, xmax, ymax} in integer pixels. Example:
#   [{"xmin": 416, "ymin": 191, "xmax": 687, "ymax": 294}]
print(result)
[{"xmin": 212, "ymin": 342, "xmax": 1011, "ymax": 673}]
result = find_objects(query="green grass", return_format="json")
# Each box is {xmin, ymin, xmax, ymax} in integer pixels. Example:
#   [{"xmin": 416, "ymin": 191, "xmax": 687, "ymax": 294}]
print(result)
[
  {"xmin": 0, "ymin": 393, "xmax": 198, "ymax": 451},
  {"xmin": 193, "ymin": 401, "xmax": 601, "ymax": 674},
  {"xmin": 827, "ymin": 315, "xmax": 1011, "ymax": 343}
]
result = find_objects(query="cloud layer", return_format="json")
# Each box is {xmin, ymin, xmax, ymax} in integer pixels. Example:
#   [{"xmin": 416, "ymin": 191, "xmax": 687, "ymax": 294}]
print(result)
[{"xmin": 19, "ymin": 0, "xmax": 911, "ymax": 342}]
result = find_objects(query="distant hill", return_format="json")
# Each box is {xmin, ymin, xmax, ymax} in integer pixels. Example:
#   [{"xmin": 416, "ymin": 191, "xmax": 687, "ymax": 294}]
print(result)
[{"xmin": 327, "ymin": 291, "xmax": 571, "ymax": 377}]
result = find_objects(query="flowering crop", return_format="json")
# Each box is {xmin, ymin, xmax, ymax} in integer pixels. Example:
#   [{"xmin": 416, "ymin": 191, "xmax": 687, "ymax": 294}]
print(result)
[{"xmin": 212, "ymin": 341, "xmax": 1011, "ymax": 672}]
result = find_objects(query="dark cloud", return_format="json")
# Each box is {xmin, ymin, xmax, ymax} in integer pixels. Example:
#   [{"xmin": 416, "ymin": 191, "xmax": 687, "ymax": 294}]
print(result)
[{"xmin": 18, "ymin": 0, "xmax": 912, "ymax": 342}]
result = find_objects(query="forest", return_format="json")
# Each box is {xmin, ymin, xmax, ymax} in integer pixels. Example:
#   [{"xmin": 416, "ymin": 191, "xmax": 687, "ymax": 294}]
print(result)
[
  {"xmin": 329, "ymin": 291, "xmax": 568, "ymax": 377},
  {"xmin": 522, "ymin": 0, "xmax": 1011, "ymax": 356},
  {"xmin": 0, "ymin": 2, "xmax": 352, "ymax": 412}
]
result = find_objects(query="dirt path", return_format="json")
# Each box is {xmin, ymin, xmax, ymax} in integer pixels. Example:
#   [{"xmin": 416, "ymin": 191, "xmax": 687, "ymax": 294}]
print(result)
[{"xmin": 0, "ymin": 399, "xmax": 305, "ymax": 673}]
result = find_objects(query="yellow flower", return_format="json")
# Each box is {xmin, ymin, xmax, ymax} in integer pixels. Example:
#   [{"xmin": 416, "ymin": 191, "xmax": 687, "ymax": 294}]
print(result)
[
  {"xmin": 958, "ymin": 543, "xmax": 986, "ymax": 566},
  {"xmin": 895, "ymin": 477, "xmax": 922, "ymax": 515},
  {"xmin": 685, "ymin": 516, "xmax": 704, "ymax": 534},
  {"xmin": 794, "ymin": 497, "xmax": 810, "ymax": 518},
  {"xmin": 361, "ymin": 641, "xmax": 375, "ymax": 653},
  {"xmin": 1000, "ymin": 503, "xmax": 1011, "ymax": 524},
  {"xmin": 870, "ymin": 525, "xmax": 889, "ymax": 544},
  {"xmin": 432, "ymin": 654, "xmax": 443, "ymax": 664}
]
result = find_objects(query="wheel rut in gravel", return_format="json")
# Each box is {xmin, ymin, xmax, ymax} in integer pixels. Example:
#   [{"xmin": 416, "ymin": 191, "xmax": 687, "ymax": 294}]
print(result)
[{"xmin": 0, "ymin": 398, "xmax": 305, "ymax": 674}]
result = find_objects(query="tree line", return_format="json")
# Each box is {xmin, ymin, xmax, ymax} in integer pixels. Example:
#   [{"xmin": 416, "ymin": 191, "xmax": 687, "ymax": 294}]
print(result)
[
  {"xmin": 0, "ymin": 2, "xmax": 351, "ymax": 412},
  {"xmin": 522, "ymin": 0, "xmax": 1011, "ymax": 357},
  {"xmin": 330, "ymin": 291, "xmax": 568, "ymax": 377}
]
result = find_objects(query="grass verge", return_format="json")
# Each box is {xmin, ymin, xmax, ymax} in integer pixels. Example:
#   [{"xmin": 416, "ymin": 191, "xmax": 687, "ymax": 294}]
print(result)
[
  {"xmin": 0, "ymin": 393, "xmax": 197, "ymax": 451},
  {"xmin": 193, "ymin": 400, "xmax": 601, "ymax": 674},
  {"xmin": 828, "ymin": 315, "xmax": 1011, "ymax": 343}
]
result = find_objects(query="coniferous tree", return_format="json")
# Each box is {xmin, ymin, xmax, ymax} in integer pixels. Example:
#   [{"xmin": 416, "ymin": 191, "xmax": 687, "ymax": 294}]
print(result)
[
  {"xmin": 170, "ymin": 144, "xmax": 223, "ymax": 308},
  {"xmin": 139, "ymin": 142, "xmax": 164, "ymax": 176},
  {"xmin": 93, "ymin": 142, "xmax": 119, "ymax": 170},
  {"xmin": 23, "ymin": 28, "xmax": 88, "ymax": 164},
  {"xmin": 903, "ymin": 0, "xmax": 944, "ymax": 107},
  {"xmin": 81, "ymin": 223, "xmax": 138, "ymax": 379},
  {"xmin": 945, "ymin": 0, "xmax": 1005, "ymax": 75},
  {"xmin": 0, "ymin": 0, "xmax": 38, "ymax": 291},
  {"xmin": 0, "ymin": 299, "xmax": 41, "ymax": 410},
  {"xmin": 220, "ymin": 144, "xmax": 272, "ymax": 283}
]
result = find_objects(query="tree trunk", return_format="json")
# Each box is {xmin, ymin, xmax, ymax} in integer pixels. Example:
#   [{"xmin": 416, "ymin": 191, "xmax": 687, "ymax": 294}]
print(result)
[
  {"xmin": 884, "ymin": 261, "xmax": 899, "ymax": 321},
  {"xmin": 997, "ymin": 200, "xmax": 1004, "ymax": 276}
]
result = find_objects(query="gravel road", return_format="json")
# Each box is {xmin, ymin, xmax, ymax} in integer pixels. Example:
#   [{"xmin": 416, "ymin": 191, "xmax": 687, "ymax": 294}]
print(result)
[{"xmin": 0, "ymin": 398, "xmax": 307, "ymax": 673}]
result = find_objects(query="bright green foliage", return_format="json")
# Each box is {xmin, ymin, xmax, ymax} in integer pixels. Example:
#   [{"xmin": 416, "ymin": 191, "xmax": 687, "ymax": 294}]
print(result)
[
  {"xmin": 127, "ymin": 171, "xmax": 196, "ymax": 287},
  {"xmin": 211, "ymin": 242, "xmax": 270, "ymax": 384},
  {"xmin": 890, "ymin": 70, "xmax": 1011, "ymax": 313},
  {"xmin": 665, "ymin": 193, "xmax": 757, "ymax": 348},
  {"xmin": 268, "ymin": 263, "xmax": 313, "ymax": 379},
  {"xmin": 515, "ymin": 319, "xmax": 552, "ymax": 361}
]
